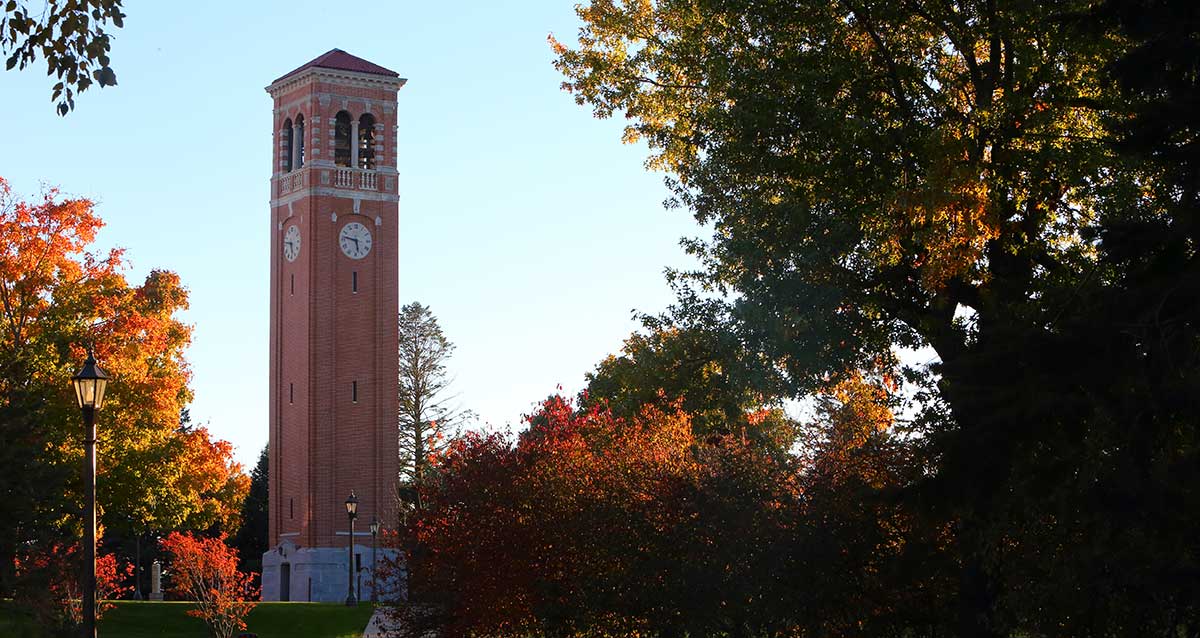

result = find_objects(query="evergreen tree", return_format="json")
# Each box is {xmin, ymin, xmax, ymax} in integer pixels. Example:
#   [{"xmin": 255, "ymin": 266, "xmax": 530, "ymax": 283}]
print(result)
[
  {"xmin": 398, "ymin": 303, "xmax": 468, "ymax": 510},
  {"xmin": 232, "ymin": 446, "xmax": 268, "ymax": 577}
]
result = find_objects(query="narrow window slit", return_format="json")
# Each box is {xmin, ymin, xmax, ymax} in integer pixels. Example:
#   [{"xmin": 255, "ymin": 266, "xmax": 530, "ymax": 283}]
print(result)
[
  {"xmin": 282, "ymin": 118, "xmax": 293, "ymax": 172},
  {"xmin": 295, "ymin": 114, "xmax": 306, "ymax": 168}
]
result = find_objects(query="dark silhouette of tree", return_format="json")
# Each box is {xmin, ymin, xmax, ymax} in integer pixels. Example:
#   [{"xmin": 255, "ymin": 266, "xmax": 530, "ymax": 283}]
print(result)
[
  {"xmin": 555, "ymin": 1, "xmax": 1200, "ymax": 635},
  {"xmin": 232, "ymin": 446, "xmax": 268, "ymax": 580},
  {"xmin": 2, "ymin": 0, "xmax": 124, "ymax": 114}
]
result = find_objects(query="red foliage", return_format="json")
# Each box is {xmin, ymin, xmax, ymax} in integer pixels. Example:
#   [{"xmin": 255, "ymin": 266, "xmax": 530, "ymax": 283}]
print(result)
[
  {"xmin": 12, "ymin": 541, "xmax": 131, "ymax": 631},
  {"xmin": 398, "ymin": 395, "xmax": 801, "ymax": 638},
  {"xmin": 160, "ymin": 532, "xmax": 258, "ymax": 638}
]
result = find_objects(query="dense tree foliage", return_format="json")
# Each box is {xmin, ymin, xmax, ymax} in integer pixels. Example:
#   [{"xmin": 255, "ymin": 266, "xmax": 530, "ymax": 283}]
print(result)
[
  {"xmin": 546, "ymin": 0, "xmax": 1199, "ymax": 636},
  {"xmin": 0, "ymin": 178, "xmax": 248, "ymax": 599},
  {"xmin": 581, "ymin": 321, "xmax": 795, "ymax": 448},
  {"xmin": 404, "ymin": 373, "xmax": 941, "ymax": 638},
  {"xmin": 406, "ymin": 396, "xmax": 795, "ymax": 637},
  {"xmin": 1, "ymin": 0, "xmax": 124, "ymax": 114}
]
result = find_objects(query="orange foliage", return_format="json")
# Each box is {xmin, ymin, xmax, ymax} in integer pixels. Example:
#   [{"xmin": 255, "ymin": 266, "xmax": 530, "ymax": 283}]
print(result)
[
  {"xmin": 0, "ymin": 176, "xmax": 119, "ymax": 375},
  {"xmin": 160, "ymin": 532, "xmax": 258, "ymax": 638},
  {"xmin": 806, "ymin": 370, "xmax": 904, "ymax": 491},
  {"xmin": 404, "ymin": 396, "xmax": 800, "ymax": 638},
  {"xmin": 0, "ymin": 177, "xmax": 246, "ymax": 542},
  {"xmin": 176, "ymin": 428, "xmax": 252, "ymax": 533},
  {"xmin": 876, "ymin": 133, "xmax": 1001, "ymax": 292}
]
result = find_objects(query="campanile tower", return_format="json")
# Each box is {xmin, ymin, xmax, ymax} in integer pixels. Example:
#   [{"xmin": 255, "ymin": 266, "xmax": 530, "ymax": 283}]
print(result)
[{"xmin": 262, "ymin": 50, "xmax": 405, "ymax": 602}]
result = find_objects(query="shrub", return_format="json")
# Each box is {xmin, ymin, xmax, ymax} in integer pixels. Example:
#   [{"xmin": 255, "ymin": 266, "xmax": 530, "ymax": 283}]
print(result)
[
  {"xmin": 13, "ymin": 541, "xmax": 131, "ymax": 637},
  {"xmin": 160, "ymin": 532, "xmax": 258, "ymax": 638}
]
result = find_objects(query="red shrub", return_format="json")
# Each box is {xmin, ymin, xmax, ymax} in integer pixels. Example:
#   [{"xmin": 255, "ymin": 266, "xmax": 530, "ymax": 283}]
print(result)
[
  {"xmin": 13, "ymin": 541, "xmax": 131, "ymax": 632},
  {"xmin": 160, "ymin": 532, "xmax": 258, "ymax": 638}
]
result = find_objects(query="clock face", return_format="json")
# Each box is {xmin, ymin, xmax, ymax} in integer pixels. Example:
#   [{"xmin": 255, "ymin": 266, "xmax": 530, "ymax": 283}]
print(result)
[
  {"xmin": 283, "ymin": 225, "xmax": 301, "ymax": 262},
  {"xmin": 339, "ymin": 222, "xmax": 372, "ymax": 259}
]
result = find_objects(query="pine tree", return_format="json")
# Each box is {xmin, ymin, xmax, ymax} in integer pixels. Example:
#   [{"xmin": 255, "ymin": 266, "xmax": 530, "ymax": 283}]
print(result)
[
  {"xmin": 232, "ymin": 446, "xmax": 268, "ymax": 578},
  {"xmin": 397, "ymin": 303, "xmax": 467, "ymax": 510}
]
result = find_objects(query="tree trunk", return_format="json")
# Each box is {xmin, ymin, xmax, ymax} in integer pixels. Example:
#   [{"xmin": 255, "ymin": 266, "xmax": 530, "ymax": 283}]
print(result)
[
  {"xmin": 413, "ymin": 421, "xmax": 424, "ymax": 512},
  {"xmin": 956, "ymin": 541, "xmax": 1002, "ymax": 638},
  {"xmin": 0, "ymin": 534, "xmax": 14, "ymax": 597}
]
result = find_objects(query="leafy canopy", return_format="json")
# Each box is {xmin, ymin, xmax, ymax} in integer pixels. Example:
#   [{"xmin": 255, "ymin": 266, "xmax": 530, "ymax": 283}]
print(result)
[
  {"xmin": 0, "ymin": 177, "xmax": 247, "ymax": 595},
  {"xmin": 1, "ymin": 0, "xmax": 124, "ymax": 114},
  {"xmin": 552, "ymin": 0, "xmax": 1160, "ymax": 387}
]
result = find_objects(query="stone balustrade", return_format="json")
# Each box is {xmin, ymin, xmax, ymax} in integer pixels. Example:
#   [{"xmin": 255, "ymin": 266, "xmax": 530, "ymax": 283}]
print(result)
[{"xmin": 277, "ymin": 167, "xmax": 386, "ymax": 196}]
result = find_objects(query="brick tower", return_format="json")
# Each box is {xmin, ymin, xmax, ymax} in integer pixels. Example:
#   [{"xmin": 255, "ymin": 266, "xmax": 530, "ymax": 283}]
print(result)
[{"xmin": 262, "ymin": 50, "xmax": 405, "ymax": 602}]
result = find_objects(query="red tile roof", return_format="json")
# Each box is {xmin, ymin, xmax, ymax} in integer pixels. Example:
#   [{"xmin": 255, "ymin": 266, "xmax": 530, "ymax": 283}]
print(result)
[{"xmin": 274, "ymin": 49, "xmax": 399, "ymax": 83}]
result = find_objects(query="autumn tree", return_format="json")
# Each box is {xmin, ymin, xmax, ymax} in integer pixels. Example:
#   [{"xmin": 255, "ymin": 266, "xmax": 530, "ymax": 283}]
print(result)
[
  {"xmin": 554, "ymin": 1, "xmax": 1200, "ymax": 635},
  {"xmin": 397, "ymin": 302, "xmax": 467, "ymax": 507},
  {"xmin": 582, "ymin": 314, "xmax": 795, "ymax": 449},
  {"xmin": 790, "ymin": 370, "xmax": 955, "ymax": 637},
  {"xmin": 0, "ymin": 178, "xmax": 247, "ymax": 598},
  {"xmin": 407, "ymin": 395, "xmax": 803, "ymax": 638},
  {"xmin": 1, "ymin": 0, "xmax": 124, "ymax": 114}
]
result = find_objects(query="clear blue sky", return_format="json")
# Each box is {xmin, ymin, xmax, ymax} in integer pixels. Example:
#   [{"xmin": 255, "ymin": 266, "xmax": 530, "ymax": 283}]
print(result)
[{"xmin": 1, "ymin": 0, "xmax": 701, "ymax": 468}]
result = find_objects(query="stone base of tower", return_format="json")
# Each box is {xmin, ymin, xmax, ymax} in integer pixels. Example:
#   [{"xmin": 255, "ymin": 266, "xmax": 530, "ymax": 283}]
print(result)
[{"xmin": 261, "ymin": 539, "xmax": 405, "ymax": 602}]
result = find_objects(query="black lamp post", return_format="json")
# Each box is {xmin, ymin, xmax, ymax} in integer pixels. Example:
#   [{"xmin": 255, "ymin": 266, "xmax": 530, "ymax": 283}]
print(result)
[
  {"xmin": 133, "ymin": 528, "xmax": 142, "ymax": 601},
  {"xmin": 72, "ymin": 350, "xmax": 110, "ymax": 638},
  {"xmin": 344, "ymin": 492, "xmax": 358, "ymax": 606},
  {"xmin": 369, "ymin": 516, "xmax": 380, "ymax": 603}
]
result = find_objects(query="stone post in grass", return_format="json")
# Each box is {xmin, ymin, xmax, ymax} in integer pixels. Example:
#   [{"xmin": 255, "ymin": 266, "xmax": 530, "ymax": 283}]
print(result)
[{"xmin": 150, "ymin": 560, "xmax": 164, "ymax": 601}]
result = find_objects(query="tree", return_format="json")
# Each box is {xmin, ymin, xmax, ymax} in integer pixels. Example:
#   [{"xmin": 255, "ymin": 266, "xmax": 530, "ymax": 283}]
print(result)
[
  {"xmin": 553, "ymin": 0, "xmax": 1129, "ymax": 392},
  {"xmin": 1, "ymin": 0, "xmax": 124, "ymax": 114},
  {"xmin": 160, "ymin": 532, "xmax": 257, "ymax": 638},
  {"xmin": 232, "ymin": 446, "xmax": 268, "ymax": 580},
  {"xmin": 791, "ymin": 370, "xmax": 955, "ymax": 638},
  {"xmin": 554, "ymin": 2, "xmax": 1199, "ymax": 636},
  {"xmin": 397, "ymin": 302, "xmax": 467, "ymax": 506},
  {"xmin": 581, "ymin": 319, "xmax": 796, "ymax": 449},
  {"xmin": 406, "ymin": 395, "xmax": 803, "ymax": 638},
  {"xmin": 0, "ymin": 177, "xmax": 248, "ymax": 598},
  {"xmin": 0, "ymin": 176, "xmax": 109, "ymax": 594}
]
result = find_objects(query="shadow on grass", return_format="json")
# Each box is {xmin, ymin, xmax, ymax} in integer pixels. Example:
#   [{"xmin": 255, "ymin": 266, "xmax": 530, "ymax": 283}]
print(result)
[{"xmin": 2, "ymin": 600, "xmax": 377, "ymax": 638}]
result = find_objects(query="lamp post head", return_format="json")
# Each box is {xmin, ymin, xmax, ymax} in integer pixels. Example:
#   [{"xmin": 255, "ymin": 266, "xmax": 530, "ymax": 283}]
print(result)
[
  {"xmin": 72, "ymin": 349, "xmax": 111, "ymax": 411},
  {"xmin": 369, "ymin": 516, "xmax": 379, "ymax": 535},
  {"xmin": 345, "ymin": 491, "xmax": 358, "ymax": 519}
]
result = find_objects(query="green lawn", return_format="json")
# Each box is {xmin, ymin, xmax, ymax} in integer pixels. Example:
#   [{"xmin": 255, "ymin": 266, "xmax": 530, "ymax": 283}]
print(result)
[
  {"xmin": 1, "ymin": 600, "xmax": 377, "ymax": 638},
  {"xmin": 0, "ymin": 600, "xmax": 39, "ymax": 638}
]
